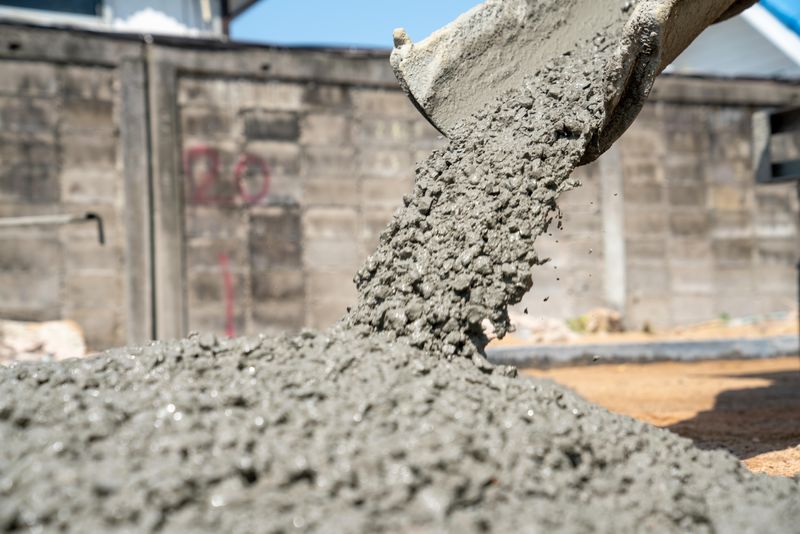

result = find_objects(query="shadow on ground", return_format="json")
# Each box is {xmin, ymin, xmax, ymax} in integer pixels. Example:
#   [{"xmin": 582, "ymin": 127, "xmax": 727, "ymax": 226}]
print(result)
[{"xmin": 667, "ymin": 369, "xmax": 800, "ymax": 461}]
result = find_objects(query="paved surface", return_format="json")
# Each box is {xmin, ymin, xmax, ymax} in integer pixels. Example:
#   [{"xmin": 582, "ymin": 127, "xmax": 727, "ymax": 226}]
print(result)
[
  {"xmin": 526, "ymin": 357, "xmax": 800, "ymax": 477},
  {"xmin": 489, "ymin": 335, "xmax": 799, "ymax": 366}
]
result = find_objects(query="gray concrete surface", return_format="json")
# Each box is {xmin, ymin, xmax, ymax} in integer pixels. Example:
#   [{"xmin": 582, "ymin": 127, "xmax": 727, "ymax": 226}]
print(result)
[{"xmin": 488, "ymin": 334, "xmax": 800, "ymax": 367}]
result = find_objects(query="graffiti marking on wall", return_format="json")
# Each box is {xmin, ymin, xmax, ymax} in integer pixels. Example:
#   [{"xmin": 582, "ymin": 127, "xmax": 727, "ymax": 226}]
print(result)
[{"xmin": 184, "ymin": 146, "xmax": 271, "ymax": 206}]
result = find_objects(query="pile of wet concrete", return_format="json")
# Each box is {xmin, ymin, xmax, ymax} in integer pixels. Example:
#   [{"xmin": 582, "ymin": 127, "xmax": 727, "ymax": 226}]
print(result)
[
  {"xmin": 3, "ymin": 330, "xmax": 798, "ymax": 532},
  {"xmin": 2, "ymin": 0, "xmax": 799, "ymax": 531}
]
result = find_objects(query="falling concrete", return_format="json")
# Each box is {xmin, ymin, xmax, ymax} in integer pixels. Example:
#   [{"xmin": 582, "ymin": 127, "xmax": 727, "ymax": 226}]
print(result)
[{"xmin": 1, "ymin": 0, "xmax": 798, "ymax": 532}]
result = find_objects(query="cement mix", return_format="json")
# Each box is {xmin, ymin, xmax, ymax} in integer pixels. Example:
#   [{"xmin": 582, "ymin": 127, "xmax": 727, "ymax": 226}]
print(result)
[{"xmin": 2, "ymin": 0, "xmax": 799, "ymax": 532}]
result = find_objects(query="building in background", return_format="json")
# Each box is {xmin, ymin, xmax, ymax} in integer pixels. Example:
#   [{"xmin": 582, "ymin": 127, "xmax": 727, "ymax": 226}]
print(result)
[
  {"xmin": 669, "ymin": 1, "xmax": 800, "ymax": 78},
  {"xmin": 0, "ymin": 3, "xmax": 798, "ymax": 351},
  {"xmin": 0, "ymin": 0, "xmax": 258, "ymax": 37}
]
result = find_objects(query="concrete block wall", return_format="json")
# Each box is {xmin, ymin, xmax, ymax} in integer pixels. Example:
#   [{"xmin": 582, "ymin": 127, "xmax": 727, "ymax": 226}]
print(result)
[
  {"xmin": 0, "ymin": 58, "xmax": 128, "ymax": 349},
  {"xmin": 1, "ymin": 24, "xmax": 798, "ymax": 348},
  {"xmin": 177, "ymin": 77, "xmax": 443, "ymax": 336},
  {"xmin": 520, "ymin": 78, "xmax": 800, "ymax": 330}
]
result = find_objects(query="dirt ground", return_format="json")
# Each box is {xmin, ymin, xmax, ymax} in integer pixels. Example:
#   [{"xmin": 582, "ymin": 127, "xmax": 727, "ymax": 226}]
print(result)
[{"xmin": 526, "ymin": 357, "xmax": 800, "ymax": 477}]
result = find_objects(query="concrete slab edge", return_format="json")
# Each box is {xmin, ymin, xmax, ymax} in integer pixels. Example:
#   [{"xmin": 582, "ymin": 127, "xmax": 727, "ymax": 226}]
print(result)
[{"xmin": 486, "ymin": 335, "xmax": 800, "ymax": 367}]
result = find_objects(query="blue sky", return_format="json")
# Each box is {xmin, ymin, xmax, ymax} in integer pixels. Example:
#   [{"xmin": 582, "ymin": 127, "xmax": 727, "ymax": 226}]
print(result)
[{"xmin": 231, "ymin": 0, "xmax": 484, "ymax": 49}]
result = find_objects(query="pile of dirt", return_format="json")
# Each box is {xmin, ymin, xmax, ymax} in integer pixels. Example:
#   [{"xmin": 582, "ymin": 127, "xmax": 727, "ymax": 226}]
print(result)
[{"xmin": 2, "ymin": 0, "xmax": 799, "ymax": 532}]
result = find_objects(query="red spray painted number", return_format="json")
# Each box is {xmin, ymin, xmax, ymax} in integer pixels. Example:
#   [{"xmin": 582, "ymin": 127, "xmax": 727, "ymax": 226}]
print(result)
[
  {"xmin": 218, "ymin": 252, "xmax": 236, "ymax": 338},
  {"xmin": 184, "ymin": 146, "xmax": 271, "ymax": 206}
]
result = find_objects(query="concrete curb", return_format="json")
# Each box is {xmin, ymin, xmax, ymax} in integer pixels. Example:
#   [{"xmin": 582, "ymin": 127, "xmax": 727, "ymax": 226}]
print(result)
[{"xmin": 486, "ymin": 335, "xmax": 800, "ymax": 367}]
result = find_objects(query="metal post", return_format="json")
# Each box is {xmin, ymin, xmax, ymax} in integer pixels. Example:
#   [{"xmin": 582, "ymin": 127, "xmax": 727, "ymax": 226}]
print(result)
[{"xmin": 0, "ymin": 212, "xmax": 105, "ymax": 245}]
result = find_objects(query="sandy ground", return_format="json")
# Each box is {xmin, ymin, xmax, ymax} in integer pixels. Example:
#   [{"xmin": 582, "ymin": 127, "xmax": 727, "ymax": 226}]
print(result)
[
  {"xmin": 526, "ymin": 357, "xmax": 800, "ymax": 477},
  {"xmin": 492, "ymin": 313, "xmax": 799, "ymax": 347}
]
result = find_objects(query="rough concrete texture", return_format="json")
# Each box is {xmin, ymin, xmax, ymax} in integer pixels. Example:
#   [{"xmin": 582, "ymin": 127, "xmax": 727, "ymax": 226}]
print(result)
[
  {"xmin": 347, "ymin": 1, "xmax": 634, "ymax": 355},
  {"xmin": 2, "ymin": 0, "xmax": 799, "ymax": 532},
  {"xmin": 2, "ymin": 331, "xmax": 799, "ymax": 532}
]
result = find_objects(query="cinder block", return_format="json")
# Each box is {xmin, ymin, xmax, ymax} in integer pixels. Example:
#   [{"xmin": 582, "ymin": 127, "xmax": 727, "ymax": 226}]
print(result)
[
  {"xmin": 61, "ymin": 98, "xmax": 114, "ymax": 135},
  {"xmin": 0, "ymin": 140, "xmax": 60, "ymax": 203},
  {"xmin": 350, "ymin": 88, "xmax": 418, "ymax": 119},
  {"xmin": 244, "ymin": 140, "xmax": 302, "ymax": 177},
  {"xmin": 185, "ymin": 206, "xmax": 248, "ymax": 240},
  {"xmin": 303, "ymin": 207, "xmax": 358, "ymax": 240},
  {"xmin": 669, "ymin": 210, "xmax": 709, "ymax": 237},
  {"xmin": 712, "ymin": 238, "xmax": 754, "ymax": 265},
  {"xmin": 65, "ymin": 306, "xmax": 124, "ymax": 351},
  {"xmin": 361, "ymin": 177, "xmax": 411, "ymax": 208},
  {"xmin": 661, "ymin": 103, "xmax": 712, "ymax": 130},
  {"xmin": 753, "ymin": 265, "xmax": 796, "ymax": 294},
  {"xmin": 301, "ymin": 146, "xmax": 356, "ymax": 178},
  {"xmin": 667, "ymin": 183, "xmax": 706, "ymax": 207},
  {"xmin": 61, "ymin": 134, "xmax": 116, "ymax": 170},
  {"xmin": 303, "ymin": 239, "xmax": 362, "ymax": 270},
  {"xmin": 230, "ymin": 80, "xmax": 305, "ymax": 111},
  {"xmin": 669, "ymin": 263, "xmax": 713, "ymax": 295},
  {"xmin": 306, "ymin": 298, "xmax": 351, "ymax": 330},
  {"xmin": 61, "ymin": 65, "xmax": 114, "ymax": 102},
  {"xmin": 662, "ymin": 156, "xmax": 704, "ymax": 183},
  {"xmin": 0, "ymin": 96, "xmax": 57, "ymax": 138},
  {"xmin": 358, "ymin": 149, "xmax": 412, "ymax": 179},
  {"xmin": 618, "ymin": 124, "xmax": 663, "ymax": 158},
  {"xmin": 63, "ymin": 273, "xmax": 124, "ymax": 312},
  {"xmin": 61, "ymin": 168, "xmax": 119, "ymax": 204},
  {"xmin": 621, "ymin": 158, "xmax": 661, "ymax": 184},
  {"xmin": 0, "ymin": 237, "xmax": 61, "ymax": 310},
  {"xmin": 252, "ymin": 297, "xmax": 305, "ymax": 331},
  {"xmin": 560, "ymin": 239, "xmax": 604, "ymax": 263},
  {"xmin": 188, "ymin": 305, "xmax": 246, "ymax": 338},
  {"xmin": 252, "ymin": 269, "xmax": 304, "ymax": 300},
  {"xmin": 709, "ymin": 134, "xmax": 751, "ymax": 161},
  {"xmin": 626, "ymin": 263, "xmax": 670, "ymax": 297},
  {"xmin": 667, "ymin": 238, "xmax": 711, "ymax": 261},
  {"xmin": 625, "ymin": 208, "xmax": 668, "ymax": 236},
  {"xmin": 708, "ymin": 107, "xmax": 748, "ymax": 133},
  {"xmin": 306, "ymin": 270, "xmax": 357, "ymax": 303},
  {"xmin": 352, "ymin": 118, "xmax": 413, "ymax": 146},
  {"xmin": 707, "ymin": 159, "xmax": 750, "ymax": 185},
  {"xmin": 670, "ymin": 295, "xmax": 714, "ymax": 325},
  {"xmin": 0, "ymin": 60, "xmax": 58, "ymax": 97},
  {"xmin": 180, "ymin": 105, "xmax": 235, "ymax": 140},
  {"xmin": 303, "ymin": 84, "xmax": 351, "ymax": 109},
  {"xmin": 624, "ymin": 182, "xmax": 664, "ymax": 205},
  {"xmin": 241, "ymin": 110, "xmax": 300, "ymax": 142},
  {"xmin": 626, "ymin": 238, "xmax": 667, "ymax": 261},
  {"xmin": 713, "ymin": 294, "xmax": 765, "ymax": 319},
  {"xmin": 249, "ymin": 207, "xmax": 303, "ymax": 270},
  {"xmin": 303, "ymin": 178, "xmax": 360, "ymax": 207},
  {"xmin": 178, "ymin": 76, "xmax": 230, "ymax": 106},
  {"xmin": 187, "ymin": 270, "xmax": 248, "ymax": 307},
  {"xmin": 710, "ymin": 185, "xmax": 751, "ymax": 211},
  {"xmin": 756, "ymin": 189, "xmax": 794, "ymax": 217},
  {"xmin": 300, "ymin": 113, "xmax": 349, "ymax": 146},
  {"xmin": 186, "ymin": 239, "xmax": 249, "ymax": 270},
  {"xmin": 664, "ymin": 129, "xmax": 710, "ymax": 155},
  {"xmin": 709, "ymin": 211, "xmax": 752, "ymax": 239},
  {"xmin": 64, "ymin": 243, "xmax": 123, "ymax": 272},
  {"xmin": 757, "ymin": 238, "xmax": 797, "ymax": 265}
]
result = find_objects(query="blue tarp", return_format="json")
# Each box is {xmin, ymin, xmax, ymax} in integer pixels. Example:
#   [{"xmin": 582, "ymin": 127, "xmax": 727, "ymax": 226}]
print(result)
[{"xmin": 762, "ymin": 0, "xmax": 800, "ymax": 35}]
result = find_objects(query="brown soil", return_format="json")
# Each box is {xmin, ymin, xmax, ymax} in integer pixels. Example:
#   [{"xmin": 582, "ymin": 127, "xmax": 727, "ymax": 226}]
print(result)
[{"xmin": 526, "ymin": 357, "xmax": 800, "ymax": 477}]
